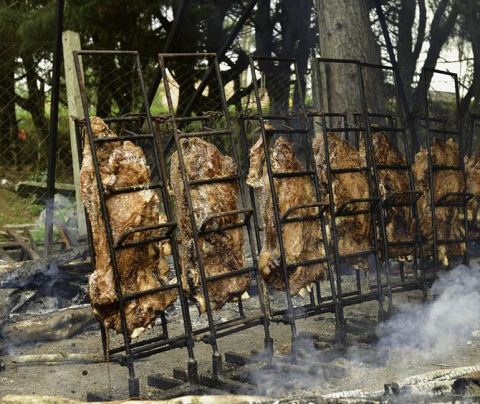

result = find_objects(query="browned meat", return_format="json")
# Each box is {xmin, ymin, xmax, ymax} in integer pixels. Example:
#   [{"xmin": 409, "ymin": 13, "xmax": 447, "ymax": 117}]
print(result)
[
  {"xmin": 412, "ymin": 138, "xmax": 465, "ymax": 266},
  {"xmin": 80, "ymin": 117, "xmax": 177, "ymax": 338},
  {"xmin": 170, "ymin": 138, "xmax": 250, "ymax": 314},
  {"xmin": 312, "ymin": 133, "xmax": 371, "ymax": 269},
  {"xmin": 247, "ymin": 135, "xmax": 328, "ymax": 297},
  {"xmin": 360, "ymin": 132, "xmax": 415, "ymax": 260},
  {"xmin": 465, "ymin": 152, "xmax": 480, "ymax": 239}
]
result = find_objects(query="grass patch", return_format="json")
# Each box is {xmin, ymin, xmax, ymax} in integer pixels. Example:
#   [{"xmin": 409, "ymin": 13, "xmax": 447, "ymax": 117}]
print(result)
[{"xmin": 0, "ymin": 188, "xmax": 43, "ymax": 226}]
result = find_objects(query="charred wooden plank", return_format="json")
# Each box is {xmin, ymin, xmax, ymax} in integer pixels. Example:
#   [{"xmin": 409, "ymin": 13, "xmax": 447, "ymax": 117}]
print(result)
[{"xmin": 0, "ymin": 246, "xmax": 88, "ymax": 288}]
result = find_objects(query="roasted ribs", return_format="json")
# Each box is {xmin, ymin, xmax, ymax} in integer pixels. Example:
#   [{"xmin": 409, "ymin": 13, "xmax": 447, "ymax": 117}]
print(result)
[
  {"xmin": 170, "ymin": 137, "xmax": 250, "ymax": 314},
  {"xmin": 80, "ymin": 117, "xmax": 177, "ymax": 338}
]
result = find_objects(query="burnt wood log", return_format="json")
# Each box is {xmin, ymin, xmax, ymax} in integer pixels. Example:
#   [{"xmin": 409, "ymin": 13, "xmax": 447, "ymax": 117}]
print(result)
[
  {"xmin": 0, "ymin": 246, "xmax": 88, "ymax": 288},
  {"xmin": 3, "ymin": 228, "xmax": 40, "ymax": 260},
  {"xmin": 0, "ymin": 305, "xmax": 95, "ymax": 349},
  {"xmin": 0, "ymin": 247, "xmax": 14, "ymax": 263},
  {"xmin": 0, "ymin": 289, "xmax": 21, "ymax": 326}
]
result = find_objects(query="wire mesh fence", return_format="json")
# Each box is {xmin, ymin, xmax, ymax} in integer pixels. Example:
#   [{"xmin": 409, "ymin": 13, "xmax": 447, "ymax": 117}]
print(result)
[{"xmin": 0, "ymin": 41, "xmax": 75, "ymax": 238}]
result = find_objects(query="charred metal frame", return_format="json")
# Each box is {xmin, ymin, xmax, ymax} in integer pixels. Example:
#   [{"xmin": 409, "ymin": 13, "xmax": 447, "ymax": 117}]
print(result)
[
  {"xmin": 45, "ymin": 0, "xmax": 65, "ymax": 255},
  {"xmin": 359, "ymin": 62, "xmax": 427, "ymax": 298},
  {"xmin": 72, "ymin": 50, "xmax": 197, "ymax": 399},
  {"xmin": 247, "ymin": 55, "xmax": 338, "ymax": 342},
  {"xmin": 157, "ymin": 52, "xmax": 273, "ymax": 377},
  {"xmin": 310, "ymin": 58, "xmax": 391, "ymax": 327},
  {"xmin": 422, "ymin": 68, "xmax": 473, "ymax": 275},
  {"xmin": 467, "ymin": 112, "xmax": 480, "ymax": 158}
]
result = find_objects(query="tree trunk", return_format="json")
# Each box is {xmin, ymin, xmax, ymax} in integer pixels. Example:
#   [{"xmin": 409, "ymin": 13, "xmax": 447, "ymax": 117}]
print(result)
[
  {"xmin": 0, "ymin": 45, "xmax": 18, "ymax": 166},
  {"xmin": 461, "ymin": 1, "xmax": 480, "ymax": 115},
  {"xmin": 410, "ymin": 0, "xmax": 459, "ymax": 111},
  {"xmin": 316, "ymin": 0, "xmax": 384, "ymax": 113}
]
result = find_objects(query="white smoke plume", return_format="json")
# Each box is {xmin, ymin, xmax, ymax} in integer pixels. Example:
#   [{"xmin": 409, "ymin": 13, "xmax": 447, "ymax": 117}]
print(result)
[
  {"xmin": 376, "ymin": 263, "xmax": 480, "ymax": 358},
  {"xmin": 247, "ymin": 263, "xmax": 480, "ymax": 397}
]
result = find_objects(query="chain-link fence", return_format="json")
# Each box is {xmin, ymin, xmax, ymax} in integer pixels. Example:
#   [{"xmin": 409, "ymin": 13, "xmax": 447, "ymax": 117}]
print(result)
[{"xmin": 0, "ymin": 41, "xmax": 74, "ymax": 233}]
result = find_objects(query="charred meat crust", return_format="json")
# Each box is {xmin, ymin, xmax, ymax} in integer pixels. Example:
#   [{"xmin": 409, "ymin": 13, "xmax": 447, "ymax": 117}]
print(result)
[
  {"xmin": 247, "ymin": 135, "xmax": 328, "ymax": 296},
  {"xmin": 170, "ymin": 138, "xmax": 250, "ymax": 314},
  {"xmin": 80, "ymin": 117, "xmax": 177, "ymax": 338}
]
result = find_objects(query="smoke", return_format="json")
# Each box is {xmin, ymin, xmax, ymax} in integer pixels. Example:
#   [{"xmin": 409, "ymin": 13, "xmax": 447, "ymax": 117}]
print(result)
[
  {"xmin": 246, "ymin": 263, "xmax": 480, "ymax": 397},
  {"xmin": 376, "ymin": 263, "xmax": 480, "ymax": 358},
  {"xmin": 245, "ymin": 337, "xmax": 331, "ymax": 396}
]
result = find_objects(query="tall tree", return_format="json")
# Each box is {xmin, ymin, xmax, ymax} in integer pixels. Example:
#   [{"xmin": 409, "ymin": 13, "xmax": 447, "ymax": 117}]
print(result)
[
  {"xmin": 459, "ymin": 0, "xmax": 480, "ymax": 115},
  {"xmin": 316, "ymin": 0, "xmax": 384, "ymax": 113},
  {"xmin": 375, "ymin": 0, "xmax": 460, "ymax": 110}
]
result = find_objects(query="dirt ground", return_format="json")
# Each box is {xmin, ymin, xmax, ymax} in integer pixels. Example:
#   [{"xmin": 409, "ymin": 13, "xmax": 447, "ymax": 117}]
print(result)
[{"xmin": 1, "ymin": 284, "xmax": 480, "ymax": 402}]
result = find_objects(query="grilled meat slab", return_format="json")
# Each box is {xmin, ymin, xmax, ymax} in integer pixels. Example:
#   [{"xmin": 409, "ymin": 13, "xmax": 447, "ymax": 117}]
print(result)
[
  {"xmin": 361, "ymin": 132, "xmax": 415, "ymax": 260},
  {"xmin": 412, "ymin": 138, "xmax": 465, "ymax": 266},
  {"xmin": 170, "ymin": 138, "xmax": 250, "ymax": 314},
  {"xmin": 313, "ymin": 133, "xmax": 371, "ymax": 269},
  {"xmin": 80, "ymin": 117, "xmax": 177, "ymax": 338},
  {"xmin": 247, "ymin": 135, "xmax": 328, "ymax": 297},
  {"xmin": 465, "ymin": 152, "xmax": 480, "ymax": 240}
]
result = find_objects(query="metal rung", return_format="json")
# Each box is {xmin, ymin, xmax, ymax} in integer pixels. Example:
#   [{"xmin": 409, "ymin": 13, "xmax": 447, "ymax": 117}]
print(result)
[
  {"xmin": 189, "ymin": 175, "xmax": 240, "ymax": 186},
  {"xmin": 282, "ymin": 214, "xmax": 325, "ymax": 224},
  {"xmin": 383, "ymin": 191, "xmax": 423, "ymax": 207},
  {"xmin": 429, "ymin": 128, "xmax": 459, "ymax": 136},
  {"xmin": 436, "ymin": 239, "xmax": 468, "ymax": 245},
  {"xmin": 272, "ymin": 171, "xmax": 315, "ymax": 179},
  {"xmin": 124, "ymin": 282, "xmax": 179, "ymax": 302},
  {"xmin": 224, "ymin": 351, "xmax": 249, "ymax": 366},
  {"xmin": 387, "ymin": 239, "xmax": 422, "ymax": 247},
  {"xmin": 376, "ymin": 164, "xmax": 410, "ymax": 170},
  {"xmin": 435, "ymin": 192, "xmax": 473, "ymax": 207},
  {"xmin": 339, "ymin": 250, "xmax": 376, "ymax": 260},
  {"xmin": 148, "ymin": 375, "xmax": 184, "ymax": 390},
  {"xmin": 280, "ymin": 202, "xmax": 328, "ymax": 223},
  {"xmin": 432, "ymin": 165, "xmax": 462, "ymax": 171},
  {"xmin": 319, "ymin": 127, "xmax": 365, "ymax": 133},
  {"xmin": 116, "ymin": 234, "xmax": 173, "ymax": 250},
  {"xmin": 178, "ymin": 129, "xmax": 232, "ymax": 139},
  {"xmin": 107, "ymin": 183, "xmax": 163, "ymax": 196},
  {"xmin": 198, "ymin": 208, "xmax": 253, "ymax": 233},
  {"xmin": 199, "ymin": 221, "xmax": 246, "ymax": 235},
  {"xmin": 116, "ymin": 222, "xmax": 176, "ymax": 248},
  {"xmin": 173, "ymin": 368, "xmax": 188, "ymax": 382},
  {"xmin": 330, "ymin": 167, "xmax": 368, "ymax": 174},
  {"xmin": 286, "ymin": 257, "xmax": 328, "ymax": 270},
  {"xmin": 268, "ymin": 128, "xmax": 308, "ymax": 134},
  {"xmin": 335, "ymin": 197, "xmax": 379, "ymax": 216},
  {"xmin": 370, "ymin": 126, "xmax": 404, "ymax": 133},
  {"xmin": 173, "ymin": 116, "xmax": 210, "ymax": 123},
  {"xmin": 206, "ymin": 266, "xmax": 256, "ymax": 282},
  {"xmin": 93, "ymin": 134, "xmax": 154, "ymax": 143}
]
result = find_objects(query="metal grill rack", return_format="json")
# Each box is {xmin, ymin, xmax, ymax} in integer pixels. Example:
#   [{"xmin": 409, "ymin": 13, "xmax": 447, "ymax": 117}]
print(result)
[
  {"xmin": 156, "ymin": 52, "xmax": 273, "ymax": 378},
  {"xmin": 309, "ymin": 58, "xmax": 392, "ymax": 326},
  {"xmin": 247, "ymin": 55, "xmax": 339, "ymax": 342},
  {"xmin": 422, "ymin": 67, "xmax": 473, "ymax": 275},
  {"xmin": 359, "ymin": 62, "xmax": 427, "ymax": 298},
  {"xmin": 72, "ymin": 50, "xmax": 197, "ymax": 399},
  {"xmin": 466, "ymin": 112, "xmax": 480, "ymax": 158}
]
